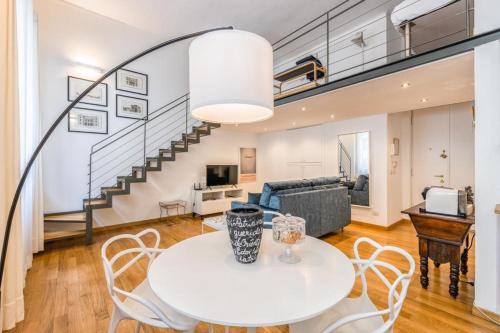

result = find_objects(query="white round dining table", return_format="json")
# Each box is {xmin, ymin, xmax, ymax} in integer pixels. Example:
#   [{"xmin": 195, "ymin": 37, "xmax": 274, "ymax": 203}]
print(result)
[{"xmin": 148, "ymin": 230, "xmax": 355, "ymax": 332}]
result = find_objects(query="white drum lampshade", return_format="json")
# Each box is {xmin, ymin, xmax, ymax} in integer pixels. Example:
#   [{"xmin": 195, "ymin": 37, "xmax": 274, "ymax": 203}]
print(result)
[{"xmin": 189, "ymin": 30, "xmax": 274, "ymax": 124}]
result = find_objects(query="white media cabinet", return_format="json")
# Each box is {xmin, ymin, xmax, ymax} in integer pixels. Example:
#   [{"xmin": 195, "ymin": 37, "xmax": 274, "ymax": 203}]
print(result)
[{"xmin": 193, "ymin": 187, "xmax": 244, "ymax": 216}]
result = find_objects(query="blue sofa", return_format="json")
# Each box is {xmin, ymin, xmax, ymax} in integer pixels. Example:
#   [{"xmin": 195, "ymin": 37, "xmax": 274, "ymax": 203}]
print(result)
[{"xmin": 231, "ymin": 177, "xmax": 351, "ymax": 237}]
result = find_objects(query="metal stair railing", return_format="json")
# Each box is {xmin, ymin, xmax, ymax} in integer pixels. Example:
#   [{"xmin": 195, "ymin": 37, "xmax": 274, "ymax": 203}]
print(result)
[
  {"xmin": 87, "ymin": 93, "xmax": 202, "ymax": 201},
  {"xmin": 272, "ymin": 0, "xmax": 475, "ymax": 98},
  {"xmin": 338, "ymin": 140, "xmax": 352, "ymax": 182}
]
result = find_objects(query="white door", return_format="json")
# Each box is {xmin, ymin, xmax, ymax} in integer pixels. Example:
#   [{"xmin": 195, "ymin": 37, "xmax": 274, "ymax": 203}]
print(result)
[{"xmin": 411, "ymin": 103, "xmax": 474, "ymax": 205}]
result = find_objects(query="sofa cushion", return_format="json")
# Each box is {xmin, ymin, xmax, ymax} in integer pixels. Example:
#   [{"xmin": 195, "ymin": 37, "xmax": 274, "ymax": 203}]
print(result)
[
  {"xmin": 266, "ymin": 179, "xmax": 313, "ymax": 192},
  {"xmin": 275, "ymin": 187, "xmax": 314, "ymax": 196},
  {"xmin": 247, "ymin": 192, "xmax": 261, "ymax": 205},
  {"xmin": 259, "ymin": 183, "xmax": 273, "ymax": 207},
  {"xmin": 268, "ymin": 195, "xmax": 281, "ymax": 210},
  {"xmin": 315, "ymin": 184, "xmax": 339, "ymax": 190},
  {"xmin": 353, "ymin": 175, "xmax": 368, "ymax": 191},
  {"xmin": 259, "ymin": 180, "xmax": 313, "ymax": 207},
  {"xmin": 310, "ymin": 176, "xmax": 340, "ymax": 187}
]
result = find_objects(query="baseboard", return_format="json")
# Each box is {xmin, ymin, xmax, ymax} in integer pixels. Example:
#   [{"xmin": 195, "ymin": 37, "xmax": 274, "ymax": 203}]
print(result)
[
  {"xmin": 351, "ymin": 218, "xmax": 410, "ymax": 230},
  {"xmin": 93, "ymin": 213, "xmax": 194, "ymax": 234},
  {"xmin": 472, "ymin": 304, "xmax": 500, "ymax": 324}
]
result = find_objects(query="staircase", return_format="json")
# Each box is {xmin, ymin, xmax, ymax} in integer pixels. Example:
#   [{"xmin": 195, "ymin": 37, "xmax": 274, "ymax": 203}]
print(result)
[
  {"xmin": 44, "ymin": 94, "xmax": 220, "ymax": 244},
  {"xmin": 338, "ymin": 141, "xmax": 352, "ymax": 182}
]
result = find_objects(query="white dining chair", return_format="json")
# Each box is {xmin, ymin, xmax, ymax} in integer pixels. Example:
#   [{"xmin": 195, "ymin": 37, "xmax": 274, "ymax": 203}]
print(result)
[
  {"xmin": 101, "ymin": 228, "xmax": 198, "ymax": 333},
  {"xmin": 290, "ymin": 237, "xmax": 415, "ymax": 333}
]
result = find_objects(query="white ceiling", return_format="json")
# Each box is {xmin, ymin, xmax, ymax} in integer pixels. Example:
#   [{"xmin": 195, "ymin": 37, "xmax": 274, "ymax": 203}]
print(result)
[
  {"xmin": 229, "ymin": 52, "xmax": 474, "ymax": 133},
  {"xmin": 61, "ymin": 0, "xmax": 343, "ymax": 43}
]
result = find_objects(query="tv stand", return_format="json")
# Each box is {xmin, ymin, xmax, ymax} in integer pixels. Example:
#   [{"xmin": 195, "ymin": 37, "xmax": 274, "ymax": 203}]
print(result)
[{"xmin": 193, "ymin": 186, "xmax": 244, "ymax": 216}]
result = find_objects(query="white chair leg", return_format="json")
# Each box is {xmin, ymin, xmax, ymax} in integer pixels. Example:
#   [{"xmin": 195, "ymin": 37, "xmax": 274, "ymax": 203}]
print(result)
[
  {"xmin": 134, "ymin": 321, "xmax": 141, "ymax": 333},
  {"xmin": 108, "ymin": 307, "xmax": 122, "ymax": 333}
]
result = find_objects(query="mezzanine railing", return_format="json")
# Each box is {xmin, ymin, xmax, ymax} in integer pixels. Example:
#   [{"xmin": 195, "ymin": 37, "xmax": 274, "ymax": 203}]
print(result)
[{"xmin": 272, "ymin": 0, "xmax": 474, "ymax": 98}]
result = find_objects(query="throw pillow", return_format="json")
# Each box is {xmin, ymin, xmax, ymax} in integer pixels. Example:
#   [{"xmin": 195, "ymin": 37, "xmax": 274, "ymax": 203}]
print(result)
[
  {"xmin": 259, "ymin": 183, "xmax": 273, "ymax": 207},
  {"xmin": 268, "ymin": 195, "xmax": 281, "ymax": 210},
  {"xmin": 353, "ymin": 175, "xmax": 368, "ymax": 191},
  {"xmin": 247, "ymin": 192, "xmax": 261, "ymax": 205}
]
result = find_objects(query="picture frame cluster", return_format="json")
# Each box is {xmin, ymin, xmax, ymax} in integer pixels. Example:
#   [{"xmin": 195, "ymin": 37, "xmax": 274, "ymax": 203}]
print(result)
[{"xmin": 67, "ymin": 68, "xmax": 149, "ymax": 134}]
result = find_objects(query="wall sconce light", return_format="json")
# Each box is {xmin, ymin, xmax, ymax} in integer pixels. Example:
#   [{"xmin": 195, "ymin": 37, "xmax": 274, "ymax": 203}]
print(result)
[{"xmin": 73, "ymin": 61, "xmax": 105, "ymax": 80}]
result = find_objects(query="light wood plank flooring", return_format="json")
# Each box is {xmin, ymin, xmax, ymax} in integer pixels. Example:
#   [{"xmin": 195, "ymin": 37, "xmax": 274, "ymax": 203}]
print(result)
[{"xmin": 6, "ymin": 217, "xmax": 499, "ymax": 333}]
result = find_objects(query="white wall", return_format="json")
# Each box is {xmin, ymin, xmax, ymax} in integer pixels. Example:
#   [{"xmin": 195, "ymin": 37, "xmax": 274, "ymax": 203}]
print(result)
[
  {"xmin": 387, "ymin": 112, "xmax": 403, "ymax": 225},
  {"xmin": 36, "ymin": 0, "xmax": 192, "ymax": 212},
  {"xmin": 257, "ymin": 114, "xmax": 390, "ymax": 226},
  {"xmin": 273, "ymin": 0, "xmax": 402, "ymax": 92},
  {"xmin": 473, "ymin": 0, "xmax": 500, "ymax": 315},
  {"xmin": 36, "ymin": 0, "xmax": 261, "ymax": 224},
  {"xmin": 93, "ymin": 129, "xmax": 258, "ymax": 226}
]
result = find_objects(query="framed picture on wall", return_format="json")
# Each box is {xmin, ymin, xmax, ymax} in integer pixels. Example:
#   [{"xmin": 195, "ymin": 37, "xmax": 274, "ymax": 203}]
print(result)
[
  {"xmin": 116, "ymin": 94, "xmax": 148, "ymax": 120},
  {"xmin": 67, "ymin": 76, "xmax": 108, "ymax": 106},
  {"xmin": 68, "ymin": 107, "xmax": 108, "ymax": 134},
  {"xmin": 239, "ymin": 147, "xmax": 257, "ymax": 183},
  {"xmin": 116, "ymin": 69, "xmax": 148, "ymax": 95}
]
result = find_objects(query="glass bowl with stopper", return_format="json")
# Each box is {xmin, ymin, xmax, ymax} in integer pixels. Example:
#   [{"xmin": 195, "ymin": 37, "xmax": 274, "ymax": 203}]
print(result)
[{"xmin": 272, "ymin": 214, "xmax": 306, "ymax": 264}]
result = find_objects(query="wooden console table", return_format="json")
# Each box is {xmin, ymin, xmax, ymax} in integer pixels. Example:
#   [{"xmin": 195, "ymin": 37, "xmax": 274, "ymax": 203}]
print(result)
[{"xmin": 402, "ymin": 202, "xmax": 474, "ymax": 298}]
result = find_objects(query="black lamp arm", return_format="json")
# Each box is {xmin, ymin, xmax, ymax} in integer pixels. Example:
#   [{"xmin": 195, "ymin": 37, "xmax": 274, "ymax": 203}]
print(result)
[{"xmin": 0, "ymin": 26, "xmax": 233, "ymax": 295}]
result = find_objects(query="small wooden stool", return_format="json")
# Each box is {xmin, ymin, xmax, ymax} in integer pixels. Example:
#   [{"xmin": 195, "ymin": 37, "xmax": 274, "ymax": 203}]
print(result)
[{"xmin": 159, "ymin": 200, "xmax": 186, "ymax": 222}]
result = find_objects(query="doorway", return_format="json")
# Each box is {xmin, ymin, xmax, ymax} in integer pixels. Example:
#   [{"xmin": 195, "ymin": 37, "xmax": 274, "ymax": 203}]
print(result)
[{"xmin": 411, "ymin": 102, "xmax": 475, "ymax": 204}]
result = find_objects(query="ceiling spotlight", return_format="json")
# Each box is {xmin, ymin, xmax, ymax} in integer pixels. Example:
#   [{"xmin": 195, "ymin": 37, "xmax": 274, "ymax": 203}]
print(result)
[
  {"xmin": 421, "ymin": 97, "xmax": 428, "ymax": 103},
  {"xmin": 330, "ymin": 114, "xmax": 335, "ymax": 119},
  {"xmin": 401, "ymin": 82, "xmax": 410, "ymax": 88},
  {"xmin": 301, "ymin": 106, "xmax": 307, "ymax": 112},
  {"xmin": 292, "ymin": 122, "xmax": 296, "ymax": 126}
]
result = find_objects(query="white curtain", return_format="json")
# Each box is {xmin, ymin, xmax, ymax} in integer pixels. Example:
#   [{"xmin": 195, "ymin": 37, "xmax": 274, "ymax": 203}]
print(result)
[
  {"xmin": 18, "ymin": 1, "xmax": 44, "ymax": 269},
  {"xmin": 0, "ymin": 0, "xmax": 43, "ymax": 329},
  {"xmin": 0, "ymin": 0, "xmax": 26, "ymax": 329}
]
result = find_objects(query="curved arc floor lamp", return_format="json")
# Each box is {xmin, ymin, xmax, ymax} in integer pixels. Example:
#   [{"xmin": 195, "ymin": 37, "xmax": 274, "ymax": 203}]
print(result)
[{"xmin": 0, "ymin": 26, "xmax": 233, "ymax": 303}]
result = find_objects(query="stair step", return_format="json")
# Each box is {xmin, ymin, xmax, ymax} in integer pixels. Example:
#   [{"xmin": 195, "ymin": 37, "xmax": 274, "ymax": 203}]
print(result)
[
  {"xmin": 44, "ymin": 230, "xmax": 86, "ymax": 242},
  {"xmin": 44, "ymin": 212, "xmax": 86, "ymax": 223},
  {"xmin": 146, "ymin": 166, "xmax": 161, "ymax": 171},
  {"xmin": 117, "ymin": 176, "xmax": 145, "ymax": 183},
  {"xmin": 84, "ymin": 198, "xmax": 109, "ymax": 208},
  {"xmin": 183, "ymin": 133, "xmax": 199, "ymax": 143},
  {"xmin": 205, "ymin": 122, "xmax": 221, "ymax": 128},
  {"xmin": 173, "ymin": 140, "xmax": 186, "ymax": 147},
  {"xmin": 102, "ymin": 187, "xmax": 129, "ymax": 196}
]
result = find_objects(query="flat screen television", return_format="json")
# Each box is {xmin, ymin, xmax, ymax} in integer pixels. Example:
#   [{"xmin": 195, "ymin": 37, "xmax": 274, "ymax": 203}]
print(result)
[{"xmin": 206, "ymin": 165, "xmax": 238, "ymax": 187}]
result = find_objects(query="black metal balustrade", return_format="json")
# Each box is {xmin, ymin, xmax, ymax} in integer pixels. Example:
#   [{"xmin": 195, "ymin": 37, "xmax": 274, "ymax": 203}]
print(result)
[
  {"xmin": 87, "ymin": 94, "xmax": 199, "ymax": 200},
  {"xmin": 272, "ymin": 0, "xmax": 475, "ymax": 99},
  {"xmin": 338, "ymin": 140, "xmax": 353, "ymax": 182}
]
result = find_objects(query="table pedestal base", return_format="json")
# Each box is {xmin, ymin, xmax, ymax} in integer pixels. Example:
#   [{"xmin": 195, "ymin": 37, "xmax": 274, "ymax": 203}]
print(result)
[{"xmin": 418, "ymin": 238, "xmax": 466, "ymax": 298}]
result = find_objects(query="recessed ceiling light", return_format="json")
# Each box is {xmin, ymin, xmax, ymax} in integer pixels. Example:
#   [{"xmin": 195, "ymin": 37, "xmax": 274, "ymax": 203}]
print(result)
[
  {"xmin": 421, "ymin": 97, "xmax": 428, "ymax": 103},
  {"xmin": 301, "ymin": 106, "xmax": 307, "ymax": 112},
  {"xmin": 264, "ymin": 127, "xmax": 268, "ymax": 131},
  {"xmin": 401, "ymin": 82, "xmax": 410, "ymax": 88},
  {"xmin": 330, "ymin": 114, "xmax": 335, "ymax": 119},
  {"xmin": 292, "ymin": 122, "xmax": 296, "ymax": 126}
]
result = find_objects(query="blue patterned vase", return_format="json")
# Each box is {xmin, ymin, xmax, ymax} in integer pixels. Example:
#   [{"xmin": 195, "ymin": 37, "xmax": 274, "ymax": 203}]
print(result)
[{"xmin": 226, "ymin": 207, "xmax": 264, "ymax": 264}]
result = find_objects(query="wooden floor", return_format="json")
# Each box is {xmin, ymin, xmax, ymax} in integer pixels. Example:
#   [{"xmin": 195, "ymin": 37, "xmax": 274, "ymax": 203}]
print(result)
[{"xmin": 7, "ymin": 217, "xmax": 498, "ymax": 333}]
